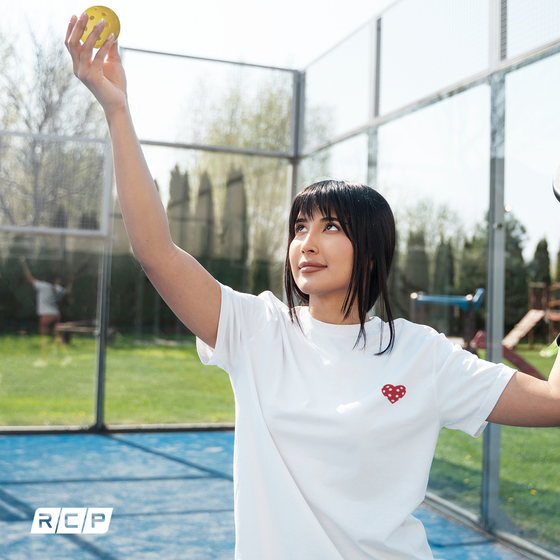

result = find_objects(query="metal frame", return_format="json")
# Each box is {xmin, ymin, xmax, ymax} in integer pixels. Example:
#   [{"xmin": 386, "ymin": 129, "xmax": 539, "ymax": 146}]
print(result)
[{"xmin": 121, "ymin": 47, "xmax": 297, "ymax": 162}]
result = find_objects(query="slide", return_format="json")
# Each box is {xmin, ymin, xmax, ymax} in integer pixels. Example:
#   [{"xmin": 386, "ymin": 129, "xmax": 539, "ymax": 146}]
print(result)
[
  {"xmin": 470, "ymin": 331, "xmax": 546, "ymax": 380},
  {"xmin": 502, "ymin": 309, "xmax": 545, "ymax": 349}
]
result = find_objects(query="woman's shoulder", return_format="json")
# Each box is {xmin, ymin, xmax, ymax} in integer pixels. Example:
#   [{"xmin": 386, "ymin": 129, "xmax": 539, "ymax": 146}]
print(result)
[
  {"xmin": 391, "ymin": 318, "xmax": 455, "ymax": 353},
  {"xmin": 221, "ymin": 284, "xmax": 289, "ymax": 320}
]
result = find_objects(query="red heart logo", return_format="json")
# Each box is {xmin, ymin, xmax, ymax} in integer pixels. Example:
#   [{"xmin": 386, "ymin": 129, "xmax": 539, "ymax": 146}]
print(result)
[{"xmin": 382, "ymin": 384, "xmax": 406, "ymax": 404}]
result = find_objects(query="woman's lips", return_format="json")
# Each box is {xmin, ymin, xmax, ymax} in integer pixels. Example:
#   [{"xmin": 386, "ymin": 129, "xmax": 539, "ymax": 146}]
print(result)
[{"xmin": 299, "ymin": 262, "xmax": 326, "ymax": 273}]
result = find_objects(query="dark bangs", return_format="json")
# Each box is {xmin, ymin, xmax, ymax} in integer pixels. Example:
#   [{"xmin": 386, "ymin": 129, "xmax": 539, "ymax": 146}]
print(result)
[{"xmin": 284, "ymin": 180, "xmax": 396, "ymax": 354}]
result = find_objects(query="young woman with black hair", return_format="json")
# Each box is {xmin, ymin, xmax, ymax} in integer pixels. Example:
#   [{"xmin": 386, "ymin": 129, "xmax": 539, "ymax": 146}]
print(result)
[{"xmin": 66, "ymin": 15, "xmax": 560, "ymax": 559}]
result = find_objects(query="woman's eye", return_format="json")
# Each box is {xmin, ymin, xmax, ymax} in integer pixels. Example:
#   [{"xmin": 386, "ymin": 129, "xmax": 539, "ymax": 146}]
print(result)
[
  {"xmin": 295, "ymin": 224, "xmax": 306, "ymax": 233},
  {"xmin": 325, "ymin": 223, "xmax": 339, "ymax": 231}
]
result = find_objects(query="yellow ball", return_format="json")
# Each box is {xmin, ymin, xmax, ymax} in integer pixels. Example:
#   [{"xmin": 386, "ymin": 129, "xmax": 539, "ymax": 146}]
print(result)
[{"xmin": 81, "ymin": 6, "xmax": 120, "ymax": 48}]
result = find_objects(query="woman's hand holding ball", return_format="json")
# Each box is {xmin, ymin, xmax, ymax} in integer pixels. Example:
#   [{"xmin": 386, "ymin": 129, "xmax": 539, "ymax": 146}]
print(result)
[{"xmin": 65, "ymin": 7, "xmax": 127, "ymax": 117}]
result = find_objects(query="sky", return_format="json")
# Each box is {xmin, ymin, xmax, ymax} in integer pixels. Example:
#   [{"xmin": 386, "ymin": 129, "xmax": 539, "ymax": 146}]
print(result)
[{"xmin": 6, "ymin": 0, "xmax": 395, "ymax": 69}]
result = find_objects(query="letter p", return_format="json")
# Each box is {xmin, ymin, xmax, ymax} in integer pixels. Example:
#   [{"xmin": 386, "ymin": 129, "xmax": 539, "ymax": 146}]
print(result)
[{"xmin": 83, "ymin": 508, "xmax": 113, "ymax": 534}]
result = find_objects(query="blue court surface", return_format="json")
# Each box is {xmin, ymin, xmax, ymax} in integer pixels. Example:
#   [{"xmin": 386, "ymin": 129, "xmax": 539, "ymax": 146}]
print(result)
[{"xmin": 0, "ymin": 431, "xmax": 526, "ymax": 560}]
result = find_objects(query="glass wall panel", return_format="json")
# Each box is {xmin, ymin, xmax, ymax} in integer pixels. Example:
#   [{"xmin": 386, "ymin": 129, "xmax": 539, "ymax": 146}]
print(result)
[
  {"xmin": 378, "ymin": 84, "xmax": 490, "ymax": 516},
  {"xmin": 501, "ymin": 52, "xmax": 560, "ymax": 555},
  {"xmin": 303, "ymin": 25, "xmax": 372, "ymax": 150},
  {"xmin": 0, "ymin": 134, "xmax": 107, "ymax": 231},
  {"xmin": 380, "ymin": 0, "xmax": 488, "ymax": 115},
  {"xmin": 299, "ymin": 133, "xmax": 369, "ymax": 187},
  {"xmin": 124, "ymin": 50, "xmax": 294, "ymax": 153},
  {"xmin": 507, "ymin": 0, "xmax": 560, "ymax": 60},
  {"xmin": 0, "ymin": 233, "xmax": 103, "ymax": 426},
  {"xmin": 105, "ymin": 146, "xmax": 290, "ymax": 425}
]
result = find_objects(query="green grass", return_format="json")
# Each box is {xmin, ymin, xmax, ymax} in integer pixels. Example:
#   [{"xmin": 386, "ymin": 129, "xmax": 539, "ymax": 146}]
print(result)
[
  {"xmin": 1, "ymin": 335, "xmax": 559, "ymax": 552},
  {"xmin": 104, "ymin": 336, "xmax": 234, "ymax": 424},
  {"xmin": 0, "ymin": 333, "xmax": 234, "ymax": 426}
]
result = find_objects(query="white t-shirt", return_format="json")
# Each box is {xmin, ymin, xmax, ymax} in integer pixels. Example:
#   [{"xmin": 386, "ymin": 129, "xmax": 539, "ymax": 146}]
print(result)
[
  {"xmin": 197, "ymin": 284, "xmax": 515, "ymax": 560},
  {"xmin": 33, "ymin": 280, "xmax": 66, "ymax": 316}
]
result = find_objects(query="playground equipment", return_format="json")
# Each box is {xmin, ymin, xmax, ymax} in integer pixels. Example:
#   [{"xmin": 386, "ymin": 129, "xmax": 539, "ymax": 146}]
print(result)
[
  {"xmin": 470, "ymin": 330, "xmax": 545, "ymax": 380},
  {"xmin": 409, "ymin": 288, "xmax": 485, "ymax": 348},
  {"xmin": 509, "ymin": 282, "xmax": 560, "ymax": 348},
  {"xmin": 410, "ymin": 288, "xmax": 548, "ymax": 378}
]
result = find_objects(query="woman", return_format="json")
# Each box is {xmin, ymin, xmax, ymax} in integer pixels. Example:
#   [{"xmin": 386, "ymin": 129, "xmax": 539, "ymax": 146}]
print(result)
[
  {"xmin": 65, "ymin": 14, "xmax": 560, "ymax": 559},
  {"xmin": 20, "ymin": 258, "xmax": 74, "ymax": 367}
]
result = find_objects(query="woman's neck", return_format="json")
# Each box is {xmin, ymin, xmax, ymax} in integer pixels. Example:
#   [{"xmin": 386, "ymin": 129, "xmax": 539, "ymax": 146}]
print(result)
[{"xmin": 308, "ymin": 294, "xmax": 361, "ymax": 325}]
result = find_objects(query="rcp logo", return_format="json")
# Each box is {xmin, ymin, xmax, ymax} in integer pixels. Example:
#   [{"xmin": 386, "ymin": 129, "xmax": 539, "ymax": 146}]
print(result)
[{"xmin": 31, "ymin": 508, "xmax": 113, "ymax": 534}]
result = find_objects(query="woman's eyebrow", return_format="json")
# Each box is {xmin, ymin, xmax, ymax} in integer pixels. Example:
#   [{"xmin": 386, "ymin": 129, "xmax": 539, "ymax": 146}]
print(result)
[{"xmin": 294, "ymin": 214, "xmax": 339, "ymax": 223}]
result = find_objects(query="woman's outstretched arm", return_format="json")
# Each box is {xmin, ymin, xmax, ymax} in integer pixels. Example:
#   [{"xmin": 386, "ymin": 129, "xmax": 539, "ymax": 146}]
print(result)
[
  {"xmin": 487, "ymin": 351, "xmax": 560, "ymax": 427},
  {"xmin": 65, "ymin": 13, "xmax": 220, "ymax": 347},
  {"xmin": 19, "ymin": 259, "xmax": 35, "ymax": 285}
]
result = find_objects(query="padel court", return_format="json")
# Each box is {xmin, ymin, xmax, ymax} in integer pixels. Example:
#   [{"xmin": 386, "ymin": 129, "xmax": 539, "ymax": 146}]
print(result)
[
  {"xmin": 0, "ymin": 431, "xmax": 528, "ymax": 559},
  {"xmin": 2, "ymin": 2, "xmax": 560, "ymax": 559}
]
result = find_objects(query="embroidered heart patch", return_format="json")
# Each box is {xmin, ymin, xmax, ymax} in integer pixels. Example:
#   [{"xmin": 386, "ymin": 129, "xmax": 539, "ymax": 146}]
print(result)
[{"xmin": 382, "ymin": 384, "xmax": 406, "ymax": 404}]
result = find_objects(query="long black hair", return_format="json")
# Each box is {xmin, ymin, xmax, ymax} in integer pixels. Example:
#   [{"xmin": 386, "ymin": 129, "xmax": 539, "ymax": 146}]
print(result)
[{"xmin": 284, "ymin": 180, "xmax": 396, "ymax": 354}]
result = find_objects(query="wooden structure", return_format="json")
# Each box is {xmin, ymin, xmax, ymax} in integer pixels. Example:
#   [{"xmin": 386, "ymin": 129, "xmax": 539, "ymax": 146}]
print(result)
[
  {"xmin": 547, "ymin": 283, "xmax": 560, "ymax": 343},
  {"xmin": 521, "ymin": 282, "xmax": 560, "ymax": 347}
]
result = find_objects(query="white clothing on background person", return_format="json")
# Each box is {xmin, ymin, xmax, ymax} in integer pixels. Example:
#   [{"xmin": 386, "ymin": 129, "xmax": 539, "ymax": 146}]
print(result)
[{"xmin": 33, "ymin": 280, "xmax": 66, "ymax": 316}]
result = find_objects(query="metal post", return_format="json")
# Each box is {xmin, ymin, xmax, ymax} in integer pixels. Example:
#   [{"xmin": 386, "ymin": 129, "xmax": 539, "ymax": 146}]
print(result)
[
  {"xmin": 367, "ymin": 127, "xmax": 378, "ymax": 190},
  {"xmin": 94, "ymin": 239, "xmax": 112, "ymax": 430},
  {"xmin": 93, "ymin": 150, "xmax": 115, "ymax": 431},
  {"xmin": 367, "ymin": 18, "xmax": 380, "ymax": 190},
  {"xmin": 289, "ymin": 70, "xmax": 305, "ymax": 200},
  {"xmin": 481, "ymin": 70, "xmax": 506, "ymax": 533},
  {"xmin": 374, "ymin": 18, "xmax": 382, "ymax": 119}
]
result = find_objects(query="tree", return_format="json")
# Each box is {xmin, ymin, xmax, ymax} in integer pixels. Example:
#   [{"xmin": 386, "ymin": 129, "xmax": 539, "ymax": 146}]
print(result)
[
  {"xmin": 0, "ymin": 29, "xmax": 107, "ymax": 230},
  {"xmin": 504, "ymin": 213, "xmax": 528, "ymax": 332},
  {"xmin": 431, "ymin": 239, "xmax": 455, "ymax": 333},
  {"xmin": 404, "ymin": 231, "xmax": 430, "ymax": 294},
  {"xmin": 529, "ymin": 238, "xmax": 551, "ymax": 285},
  {"xmin": 183, "ymin": 75, "xmax": 296, "ymax": 297},
  {"xmin": 433, "ymin": 240, "xmax": 455, "ymax": 295},
  {"xmin": 457, "ymin": 221, "xmax": 488, "ymax": 332},
  {"xmin": 458, "ymin": 212, "xmax": 529, "ymax": 334}
]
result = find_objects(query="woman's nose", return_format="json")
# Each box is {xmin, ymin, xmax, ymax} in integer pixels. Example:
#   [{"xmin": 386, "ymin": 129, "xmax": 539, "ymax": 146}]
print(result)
[{"xmin": 300, "ymin": 231, "xmax": 318, "ymax": 253}]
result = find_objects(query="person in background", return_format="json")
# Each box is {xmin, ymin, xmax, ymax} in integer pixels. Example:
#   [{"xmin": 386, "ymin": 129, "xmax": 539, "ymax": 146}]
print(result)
[{"xmin": 20, "ymin": 258, "xmax": 74, "ymax": 367}]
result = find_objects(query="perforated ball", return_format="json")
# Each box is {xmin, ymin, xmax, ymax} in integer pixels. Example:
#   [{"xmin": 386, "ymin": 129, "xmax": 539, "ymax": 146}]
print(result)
[{"xmin": 81, "ymin": 6, "xmax": 120, "ymax": 47}]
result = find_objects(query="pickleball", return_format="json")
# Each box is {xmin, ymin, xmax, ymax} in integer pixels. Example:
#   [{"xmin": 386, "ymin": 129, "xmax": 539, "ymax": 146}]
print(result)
[{"xmin": 81, "ymin": 6, "xmax": 120, "ymax": 47}]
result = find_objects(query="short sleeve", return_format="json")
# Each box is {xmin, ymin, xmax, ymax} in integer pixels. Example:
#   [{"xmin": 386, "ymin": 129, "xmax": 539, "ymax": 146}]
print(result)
[
  {"xmin": 33, "ymin": 280, "xmax": 47, "ymax": 291},
  {"xmin": 196, "ymin": 284, "xmax": 278, "ymax": 374},
  {"xmin": 431, "ymin": 333, "xmax": 516, "ymax": 437}
]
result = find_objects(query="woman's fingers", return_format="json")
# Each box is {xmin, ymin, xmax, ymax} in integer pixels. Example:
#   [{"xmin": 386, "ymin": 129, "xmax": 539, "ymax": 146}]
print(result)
[
  {"xmin": 78, "ymin": 18, "xmax": 106, "ymax": 78},
  {"xmin": 64, "ymin": 15, "xmax": 77, "ymax": 45},
  {"xmin": 65, "ymin": 13, "xmax": 88, "ymax": 74},
  {"xmin": 106, "ymin": 40, "xmax": 122, "ymax": 65},
  {"xmin": 91, "ymin": 31, "xmax": 115, "ymax": 70}
]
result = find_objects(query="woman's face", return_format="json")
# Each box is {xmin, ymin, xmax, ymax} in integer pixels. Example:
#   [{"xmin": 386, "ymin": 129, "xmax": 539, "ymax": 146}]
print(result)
[{"xmin": 289, "ymin": 211, "xmax": 354, "ymax": 303}]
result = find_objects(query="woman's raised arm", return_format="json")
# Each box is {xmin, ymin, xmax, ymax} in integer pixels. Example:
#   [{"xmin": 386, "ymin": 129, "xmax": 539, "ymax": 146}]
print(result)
[
  {"xmin": 65, "ymin": 13, "xmax": 220, "ymax": 347},
  {"xmin": 487, "ymin": 351, "xmax": 560, "ymax": 427}
]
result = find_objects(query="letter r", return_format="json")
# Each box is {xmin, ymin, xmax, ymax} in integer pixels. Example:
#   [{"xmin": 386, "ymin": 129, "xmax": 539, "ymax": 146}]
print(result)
[
  {"xmin": 39, "ymin": 514, "xmax": 52, "ymax": 529},
  {"xmin": 30, "ymin": 508, "xmax": 61, "ymax": 533}
]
